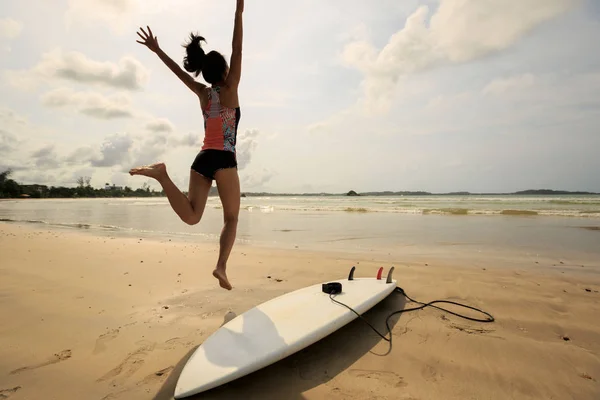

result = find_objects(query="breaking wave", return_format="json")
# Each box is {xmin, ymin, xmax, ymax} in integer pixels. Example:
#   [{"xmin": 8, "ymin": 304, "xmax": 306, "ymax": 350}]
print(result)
[{"xmin": 232, "ymin": 206, "xmax": 599, "ymax": 218}]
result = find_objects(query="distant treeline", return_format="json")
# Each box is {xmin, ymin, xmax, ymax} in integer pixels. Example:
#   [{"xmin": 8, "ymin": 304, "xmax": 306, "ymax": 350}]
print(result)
[{"xmin": 0, "ymin": 170, "xmax": 164, "ymax": 199}]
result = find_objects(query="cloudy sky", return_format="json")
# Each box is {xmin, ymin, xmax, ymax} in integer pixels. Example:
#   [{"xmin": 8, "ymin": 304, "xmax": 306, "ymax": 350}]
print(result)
[{"xmin": 1, "ymin": 0, "xmax": 599, "ymax": 193}]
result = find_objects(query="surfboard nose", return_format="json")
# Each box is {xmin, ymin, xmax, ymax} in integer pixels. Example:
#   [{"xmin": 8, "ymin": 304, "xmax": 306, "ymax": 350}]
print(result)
[
  {"xmin": 174, "ymin": 361, "xmax": 210, "ymax": 399},
  {"xmin": 174, "ymin": 384, "xmax": 189, "ymax": 399}
]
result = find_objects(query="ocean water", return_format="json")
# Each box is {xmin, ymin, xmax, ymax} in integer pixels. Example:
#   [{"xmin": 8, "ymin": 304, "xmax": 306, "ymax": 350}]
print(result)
[
  {"xmin": 237, "ymin": 195, "xmax": 600, "ymax": 217},
  {"xmin": 1, "ymin": 195, "xmax": 599, "ymax": 261}
]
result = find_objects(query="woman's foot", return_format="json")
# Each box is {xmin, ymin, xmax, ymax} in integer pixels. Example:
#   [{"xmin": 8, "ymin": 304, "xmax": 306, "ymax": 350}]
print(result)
[
  {"xmin": 212, "ymin": 268, "xmax": 232, "ymax": 290},
  {"xmin": 129, "ymin": 163, "xmax": 167, "ymax": 180}
]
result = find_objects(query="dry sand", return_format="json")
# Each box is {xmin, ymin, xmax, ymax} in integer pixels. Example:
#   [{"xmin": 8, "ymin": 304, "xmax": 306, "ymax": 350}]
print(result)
[{"xmin": 0, "ymin": 223, "xmax": 599, "ymax": 400}]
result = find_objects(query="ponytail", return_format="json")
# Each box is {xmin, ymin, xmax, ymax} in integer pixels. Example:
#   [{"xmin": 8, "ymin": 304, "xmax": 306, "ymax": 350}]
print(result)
[{"xmin": 183, "ymin": 33, "xmax": 206, "ymax": 77}]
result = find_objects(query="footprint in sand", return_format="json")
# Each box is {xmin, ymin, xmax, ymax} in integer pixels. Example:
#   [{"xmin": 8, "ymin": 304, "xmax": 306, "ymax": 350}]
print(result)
[
  {"xmin": 94, "ymin": 329, "xmax": 120, "ymax": 354},
  {"xmin": 97, "ymin": 343, "xmax": 155, "ymax": 386},
  {"xmin": 348, "ymin": 369, "xmax": 407, "ymax": 388},
  {"xmin": 446, "ymin": 323, "xmax": 505, "ymax": 340},
  {"xmin": 0, "ymin": 386, "xmax": 22, "ymax": 399},
  {"xmin": 163, "ymin": 337, "xmax": 196, "ymax": 350},
  {"xmin": 448, "ymin": 323, "xmax": 495, "ymax": 335},
  {"xmin": 421, "ymin": 364, "xmax": 439, "ymax": 382},
  {"xmin": 10, "ymin": 350, "xmax": 72, "ymax": 375},
  {"xmin": 137, "ymin": 366, "xmax": 174, "ymax": 386}
]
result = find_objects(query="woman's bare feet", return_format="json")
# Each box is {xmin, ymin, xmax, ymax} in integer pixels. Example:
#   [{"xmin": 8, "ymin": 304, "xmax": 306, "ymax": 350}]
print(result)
[
  {"xmin": 129, "ymin": 163, "xmax": 167, "ymax": 180},
  {"xmin": 212, "ymin": 268, "xmax": 232, "ymax": 290}
]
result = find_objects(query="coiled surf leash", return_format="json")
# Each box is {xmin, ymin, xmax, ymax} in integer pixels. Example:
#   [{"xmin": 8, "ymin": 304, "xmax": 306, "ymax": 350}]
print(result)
[{"xmin": 325, "ymin": 267, "xmax": 495, "ymax": 349}]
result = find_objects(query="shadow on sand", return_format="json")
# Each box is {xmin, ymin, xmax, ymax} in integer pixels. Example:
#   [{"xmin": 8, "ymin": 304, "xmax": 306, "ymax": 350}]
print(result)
[{"xmin": 152, "ymin": 291, "xmax": 406, "ymax": 400}]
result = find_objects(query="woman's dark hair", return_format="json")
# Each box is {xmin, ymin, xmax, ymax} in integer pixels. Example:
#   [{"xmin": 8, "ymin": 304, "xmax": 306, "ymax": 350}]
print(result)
[{"xmin": 183, "ymin": 33, "xmax": 228, "ymax": 85}]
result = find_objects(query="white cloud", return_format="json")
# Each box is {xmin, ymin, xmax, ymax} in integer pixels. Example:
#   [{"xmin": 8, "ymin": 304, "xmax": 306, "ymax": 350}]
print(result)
[
  {"xmin": 18, "ymin": 172, "xmax": 67, "ymax": 186},
  {"xmin": 0, "ymin": 108, "xmax": 25, "ymax": 155},
  {"xmin": 234, "ymin": 129, "xmax": 277, "ymax": 190},
  {"xmin": 425, "ymin": 90, "xmax": 476, "ymax": 113},
  {"xmin": 146, "ymin": 118, "xmax": 174, "ymax": 133},
  {"xmin": 0, "ymin": 108, "xmax": 28, "ymax": 169},
  {"xmin": 0, "ymin": 128, "xmax": 18, "ymax": 155},
  {"xmin": 431, "ymin": 0, "xmax": 579, "ymax": 63},
  {"xmin": 245, "ymin": 90, "xmax": 294, "ymax": 109},
  {"xmin": 65, "ymin": 130, "xmax": 201, "ymax": 172},
  {"xmin": 479, "ymin": 71, "xmax": 600, "ymax": 107},
  {"xmin": 241, "ymin": 168, "xmax": 276, "ymax": 191},
  {"xmin": 0, "ymin": 107, "xmax": 27, "ymax": 127},
  {"xmin": 31, "ymin": 144, "xmax": 61, "ymax": 169},
  {"xmin": 5, "ymin": 49, "xmax": 149, "ymax": 91},
  {"xmin": 307, "ymin": 108, "xmax": 354, "ymax": 136},
  {"xmin": 0, "ymin": 106, "xmax": 194, "ymax": 188},
  {"xmin": 395, "ymin": 70, "xmax": 600, "ymax": 139},
  {"xmin": 41, "ymin": 88, "xmax": 134, "ymax": 119},
  {"xmin": 235, "ymin": 129, "xmax": 261, "ymax": 171},
  {"xmin": 341, "ymin": 0, "xmax": 581, "ymax": 114},
  {"xmin": 65, "ymin": 147, "xmax": 96, "ymax": 166},
  {"xmin": 168, "ymin": 132, "xmax": 200, "ymax": 147},
  {"xmin": 0, "ymin": 18, "xmax": 23, "ymax": 39},
  {"xmin": 63, "ymin": 0, "xmax": 215, "ymax": 35},
  {"xmin": 65, "ymin": 0, "xmax": 139, "ymax": 35},
  {"xmin": 128, "ymin": 132, "xmax": 169, "ymax": 168},
  {"xmin": 94, "ymin": 130, "xmax": 198, "ymax": 172},
  {"xmin": 90, "ymin": 133, "xmax": 134, "ymax": 167},
  {"xmin": 482, "ymin": 73, "xmax": 540, "ymax": 95}
]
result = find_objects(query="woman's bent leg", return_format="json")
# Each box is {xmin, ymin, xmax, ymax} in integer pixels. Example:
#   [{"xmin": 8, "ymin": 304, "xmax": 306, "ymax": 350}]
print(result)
[{"xmin": 129, "ymin": 163, "xmax": 211, "ymax": 225}]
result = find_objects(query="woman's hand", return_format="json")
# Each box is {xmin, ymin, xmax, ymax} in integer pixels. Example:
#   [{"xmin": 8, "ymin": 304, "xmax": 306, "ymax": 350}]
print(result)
[{"xmin": 136, "ymin": 26, "xmax": 160, "ymax": 53}]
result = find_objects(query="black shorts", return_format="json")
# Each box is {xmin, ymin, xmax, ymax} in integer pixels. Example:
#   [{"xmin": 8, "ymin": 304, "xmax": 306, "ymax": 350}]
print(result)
[{"xmin": 190, "ymin": 149, "xmax": 237, "ymax": 180}]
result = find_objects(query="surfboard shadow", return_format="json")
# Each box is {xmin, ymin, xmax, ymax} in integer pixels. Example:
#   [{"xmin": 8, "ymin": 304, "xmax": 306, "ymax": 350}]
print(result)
[{"xmin": 153, "ymin": 290, "xmax": 406, "ymax": 400}]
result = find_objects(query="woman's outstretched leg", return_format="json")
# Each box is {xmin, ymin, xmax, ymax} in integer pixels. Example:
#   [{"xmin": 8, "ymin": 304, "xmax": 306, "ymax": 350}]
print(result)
[
  {"xmin": 212, "ymin": 168, "xmax": 240, "ymax": 290},
  {"xmin": 129, "ymin": 163, "xmax": 211, "ymax": 225}
]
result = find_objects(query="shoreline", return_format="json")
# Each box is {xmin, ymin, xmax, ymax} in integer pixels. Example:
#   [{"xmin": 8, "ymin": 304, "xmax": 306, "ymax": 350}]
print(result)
[
  {"xmin": 1, "ymin": 223, "xmax": 599, "ymax": 399},
  {"xmin": 1, "ymin": 218, "xmax": 599, "ymax": 276}
]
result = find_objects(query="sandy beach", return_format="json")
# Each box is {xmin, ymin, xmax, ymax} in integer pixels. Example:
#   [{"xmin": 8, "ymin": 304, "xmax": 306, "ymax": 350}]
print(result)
[{"xmin": 1, "ymin": 222, "xmax": 599, "ymax": 400}]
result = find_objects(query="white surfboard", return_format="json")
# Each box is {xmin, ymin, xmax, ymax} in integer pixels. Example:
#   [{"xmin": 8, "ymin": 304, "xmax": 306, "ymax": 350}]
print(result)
[{"xmin": 174, "ymin": 267, "xmax": 397, "ymax": 398}]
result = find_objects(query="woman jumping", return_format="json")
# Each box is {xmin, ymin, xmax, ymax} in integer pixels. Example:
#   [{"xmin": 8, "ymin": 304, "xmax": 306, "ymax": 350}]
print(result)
[{"xmin": 129, "ymin": 0, "xmax": 244, "ymax": 291}]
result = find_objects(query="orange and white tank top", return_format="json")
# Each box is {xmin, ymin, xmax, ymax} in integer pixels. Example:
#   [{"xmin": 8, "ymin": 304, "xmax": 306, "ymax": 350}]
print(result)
[{"xmin": 201, "ymin": 86, "xmax": 241, "ymax": 153}]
